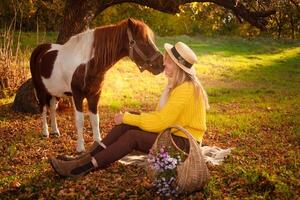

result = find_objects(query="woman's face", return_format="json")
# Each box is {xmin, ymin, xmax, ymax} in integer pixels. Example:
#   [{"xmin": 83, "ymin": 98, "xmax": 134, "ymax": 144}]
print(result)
[{"xmin": 163, "ymin": 54, "xmax": 177, "ymax": 78}]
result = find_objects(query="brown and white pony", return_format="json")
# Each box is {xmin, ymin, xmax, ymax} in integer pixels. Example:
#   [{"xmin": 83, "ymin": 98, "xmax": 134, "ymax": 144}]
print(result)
[{"xmin": 30, "ymin": 18, "xmax": 164, "ymax": 152}]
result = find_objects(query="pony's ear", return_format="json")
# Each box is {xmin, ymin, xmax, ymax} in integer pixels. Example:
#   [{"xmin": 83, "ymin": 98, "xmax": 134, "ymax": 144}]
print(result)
[{"xmin": 127, "ymin": 18, "xmax": 135, "ymax": 30}]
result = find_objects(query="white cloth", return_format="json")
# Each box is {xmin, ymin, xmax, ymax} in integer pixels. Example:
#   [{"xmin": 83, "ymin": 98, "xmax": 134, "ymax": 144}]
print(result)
[
  {"xmin": 119, "ymin": 145, "xmax": 232, "ymax": 166},
  {"xmin": 201, "ymin": 146, "xmax": 233, "ymax": 165}
]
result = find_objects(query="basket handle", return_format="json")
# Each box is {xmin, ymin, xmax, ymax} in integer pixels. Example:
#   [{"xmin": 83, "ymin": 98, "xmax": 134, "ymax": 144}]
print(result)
[
  {"xmin": 169, "ymin": 125, "xmax": 201, "ymax": 153},
  {"xmin": 169, "ymin": 125, "xmax": 198, "ymax": 142},
  {"xmin": 154, "ymin": 125, "xmax": 201, "ymax": 156}
]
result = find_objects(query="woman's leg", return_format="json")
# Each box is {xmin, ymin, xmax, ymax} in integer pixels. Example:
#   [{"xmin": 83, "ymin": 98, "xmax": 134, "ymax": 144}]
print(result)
[
  {"xmin": 101, "ymin": 124, "xmax": 140, "ymax": 146},
  {"xmin": 49, "ymin": 128, "xmax": 154, "ymax": 177},
  {"xmin": 57, "ymin": 124, "xmax": 140, "ymax": 161},
  {"xmin": 90, "ymin": 124, "xmax": 140, "ymax": 156},
  {"xmin": 89, "ymin": 110, "xmax": 141, "ymax": 153},
  {"xmin": 93, "ymin": 129, "xmax": 189, "ymax": 169},
  {"xmin": 101, "ymin": 110, "xmax": 141, "ymax": 146},
  {"xmin": 50, "ymin": 129, "xmax": 189, "ymax": 177}
]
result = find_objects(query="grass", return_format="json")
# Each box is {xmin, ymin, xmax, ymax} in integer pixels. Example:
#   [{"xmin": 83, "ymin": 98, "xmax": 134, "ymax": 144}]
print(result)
[{"xmin": 0, "ymin": 32, "xmax": 299, "ymax": 199}]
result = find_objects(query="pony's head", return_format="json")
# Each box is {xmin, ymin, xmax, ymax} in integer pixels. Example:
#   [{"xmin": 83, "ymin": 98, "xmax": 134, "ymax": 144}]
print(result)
[{"xmin": 126, "ymin": 18, "xmax": 164, "ymax": 75}]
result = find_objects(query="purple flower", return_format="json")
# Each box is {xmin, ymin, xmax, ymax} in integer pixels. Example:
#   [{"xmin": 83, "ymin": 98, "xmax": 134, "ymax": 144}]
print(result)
[{"xmin": 147, "ymin": 145, "xmax": 184, "ymax": 197}]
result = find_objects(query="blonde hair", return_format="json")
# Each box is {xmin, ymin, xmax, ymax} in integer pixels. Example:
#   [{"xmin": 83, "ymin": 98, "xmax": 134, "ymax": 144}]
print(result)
[{"xmin": 166, "ymin": 53, "xmax": 210, "ymax": 110}]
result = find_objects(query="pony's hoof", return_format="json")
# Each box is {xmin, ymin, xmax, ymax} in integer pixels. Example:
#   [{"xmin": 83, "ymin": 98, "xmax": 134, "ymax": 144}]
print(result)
[
  {"xmin": 76, "ymin": 148, "xmax": 86, "ymax": 153},
  {"xmin": 93, "ymin": 137, "xmax": 102, "ymax": 144},
  {"xmin": 42, "ymin": 133, "xmax": 49, "ymax": 138},
  {"xmin": 51, "ymin": 131, "xmax": 61, "ymax": 137},
  {"xmin": 76, "ymin": 143, "xmax": 86, "ymax": 153}
]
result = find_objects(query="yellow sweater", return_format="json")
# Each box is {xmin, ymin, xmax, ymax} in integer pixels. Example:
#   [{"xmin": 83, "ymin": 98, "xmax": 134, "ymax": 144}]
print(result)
[{"xmin": 122, "ymin": 82, "xmax": 207, "ymax": 142}]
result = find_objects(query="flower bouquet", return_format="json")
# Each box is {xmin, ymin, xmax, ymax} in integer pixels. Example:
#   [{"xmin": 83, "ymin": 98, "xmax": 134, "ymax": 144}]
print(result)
[{"xmin": 147, "ymin": 145, "xmax": 186, "ymax": 197}]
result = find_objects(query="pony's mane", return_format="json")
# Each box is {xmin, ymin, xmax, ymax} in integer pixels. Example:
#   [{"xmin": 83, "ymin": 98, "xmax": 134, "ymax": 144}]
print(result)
[
  {"xmin": 129, "ymin": 19, "xmax": 155, "ymax": 43},
  {"xmin": 63, "ymin": 28, "xmax": 95, "ymax": 49},
  {"xmin": 66, "ymin": 29, "xmax": 93, "ymax": 43},
  {"xmin": 93, "ymin": 19, "xmax": 155, "ymax": 70}
]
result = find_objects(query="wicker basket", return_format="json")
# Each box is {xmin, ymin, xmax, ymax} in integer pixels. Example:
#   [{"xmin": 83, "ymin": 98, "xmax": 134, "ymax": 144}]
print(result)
[{"xmin": 148, "ymin": 125, "xmax": 210, "ymax": 193}]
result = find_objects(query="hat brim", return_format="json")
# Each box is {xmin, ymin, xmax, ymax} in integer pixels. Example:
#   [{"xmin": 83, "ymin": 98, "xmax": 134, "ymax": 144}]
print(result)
[{"xmin": 164, "ymin": 43, "xmax": 196, "ymax": 76}]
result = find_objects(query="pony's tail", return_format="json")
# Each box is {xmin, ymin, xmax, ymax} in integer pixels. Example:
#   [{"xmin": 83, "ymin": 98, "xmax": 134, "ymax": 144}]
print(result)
[{"xmin": 29, "ymin": 43, "xmax": 52, "ymax": 106}]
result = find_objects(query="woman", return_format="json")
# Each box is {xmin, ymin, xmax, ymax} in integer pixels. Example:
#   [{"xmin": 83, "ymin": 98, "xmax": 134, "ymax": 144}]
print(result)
[{"xmin": 49, "ymin": 41, "xmax": 210, "ymax": 177}]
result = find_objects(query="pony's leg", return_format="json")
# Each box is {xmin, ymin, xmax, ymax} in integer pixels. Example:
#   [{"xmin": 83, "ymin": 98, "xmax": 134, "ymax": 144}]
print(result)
[
  {"xmin": 72, "ymin": 95, "xmax": 85, "ymax": 152},
  {"xmin": 87, "ymin": 94, "xmax": 101, "ymax": 143},
  {"xmin": 42, "ymin": 105, "xmax": 49, "ymax": 137},
  {"xmin": 49, "ymin": 97, "xmax": 60, "ymax": 136},
  {"xmin": 75, "ymin": 109, "xmax": 85, "ymax": 152},
  {"xmin": 88, "ymin": 111, "xmax": 101, "ymax": 143}
]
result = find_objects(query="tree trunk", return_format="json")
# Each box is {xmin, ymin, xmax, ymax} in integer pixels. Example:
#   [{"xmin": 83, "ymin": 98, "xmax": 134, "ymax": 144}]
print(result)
[
  {"xmin": 56, "ymin": 0, "xmax": 100, "ymax": 44},
  {"xmin": 277, "ymin": 11, "xmax": 283, "ymax": 39},
  {"xmin": 290, "ymin": 15, "xmax": 295, "ymax": 40},
  {"xmin": 14, "ymin": 0, "xmax": 276, "ymax": 114}
]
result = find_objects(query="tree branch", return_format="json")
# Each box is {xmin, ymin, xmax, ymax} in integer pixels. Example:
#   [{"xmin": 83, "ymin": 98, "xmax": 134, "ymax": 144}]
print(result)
[{"xmin": 56, "ymin": 0, "xmax": 276, "ymax": 44}]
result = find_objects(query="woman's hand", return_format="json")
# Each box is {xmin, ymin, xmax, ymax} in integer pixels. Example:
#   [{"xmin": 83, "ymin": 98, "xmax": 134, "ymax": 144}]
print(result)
[{"xmin": 114, "ymin": 112, "xmax": 124, "ymax": 125}]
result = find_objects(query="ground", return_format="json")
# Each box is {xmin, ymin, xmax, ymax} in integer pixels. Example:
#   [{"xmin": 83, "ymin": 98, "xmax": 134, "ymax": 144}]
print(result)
[{"xmin": 0, "ymin": 35, "xmax": 299, "ymax": 199}]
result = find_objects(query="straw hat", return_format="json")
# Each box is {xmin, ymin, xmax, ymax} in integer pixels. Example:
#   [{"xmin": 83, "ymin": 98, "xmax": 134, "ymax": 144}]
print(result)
[{"xmin": 164, "ymin": 42, "xmax": 198, "ymax": 75}]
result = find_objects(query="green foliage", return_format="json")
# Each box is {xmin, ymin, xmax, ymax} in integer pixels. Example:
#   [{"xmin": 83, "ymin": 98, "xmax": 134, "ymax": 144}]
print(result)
[
  {"xmin": 92, "ymin": 3, "xmax": 189, "ymax": 36},
  {"xmin": 266, "ymin": 0, "xmax": 300, "ymax": 39}
]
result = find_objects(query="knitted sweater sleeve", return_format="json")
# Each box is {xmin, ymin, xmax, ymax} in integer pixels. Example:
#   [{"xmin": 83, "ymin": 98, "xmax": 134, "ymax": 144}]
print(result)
[{"xmin": 122, "ymin": 83, "xmax": 190, "ymax": 133}]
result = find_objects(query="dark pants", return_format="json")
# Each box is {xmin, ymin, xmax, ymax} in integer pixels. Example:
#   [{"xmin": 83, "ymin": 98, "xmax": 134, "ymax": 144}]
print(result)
[{"xmin": 93, "ymin": 124, "xmax": 189, "ymax": 169}]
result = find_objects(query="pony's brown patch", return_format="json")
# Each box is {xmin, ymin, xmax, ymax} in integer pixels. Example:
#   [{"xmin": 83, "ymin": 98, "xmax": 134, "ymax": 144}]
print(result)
[
  {"xmin": 40, "ymin": 50, "xmax": 58, "ymax": 78},
  {"xmin": 71, "ymin": 58, "xmax": 105, "ymax": 113}
]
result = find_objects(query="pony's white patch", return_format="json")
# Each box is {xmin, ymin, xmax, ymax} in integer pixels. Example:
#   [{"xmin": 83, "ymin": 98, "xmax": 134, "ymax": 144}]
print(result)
[
  {"xmin": 42, "ymin": 106, "xmax": 49, "ymax": 137},
  {"xmin": 75, "ymin": 109, "xmax": 85, "ymax": 152},
  {"xmin": 88, "ymin": 111, "xmax": 101, "ymax": 143},
  {"xmin": 42, "ymin": 29, "xmax": 95, "ymax": 97},
  {"xmin": 49, "ymin": 97, "xmax": 60, "ymax": 135}
]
